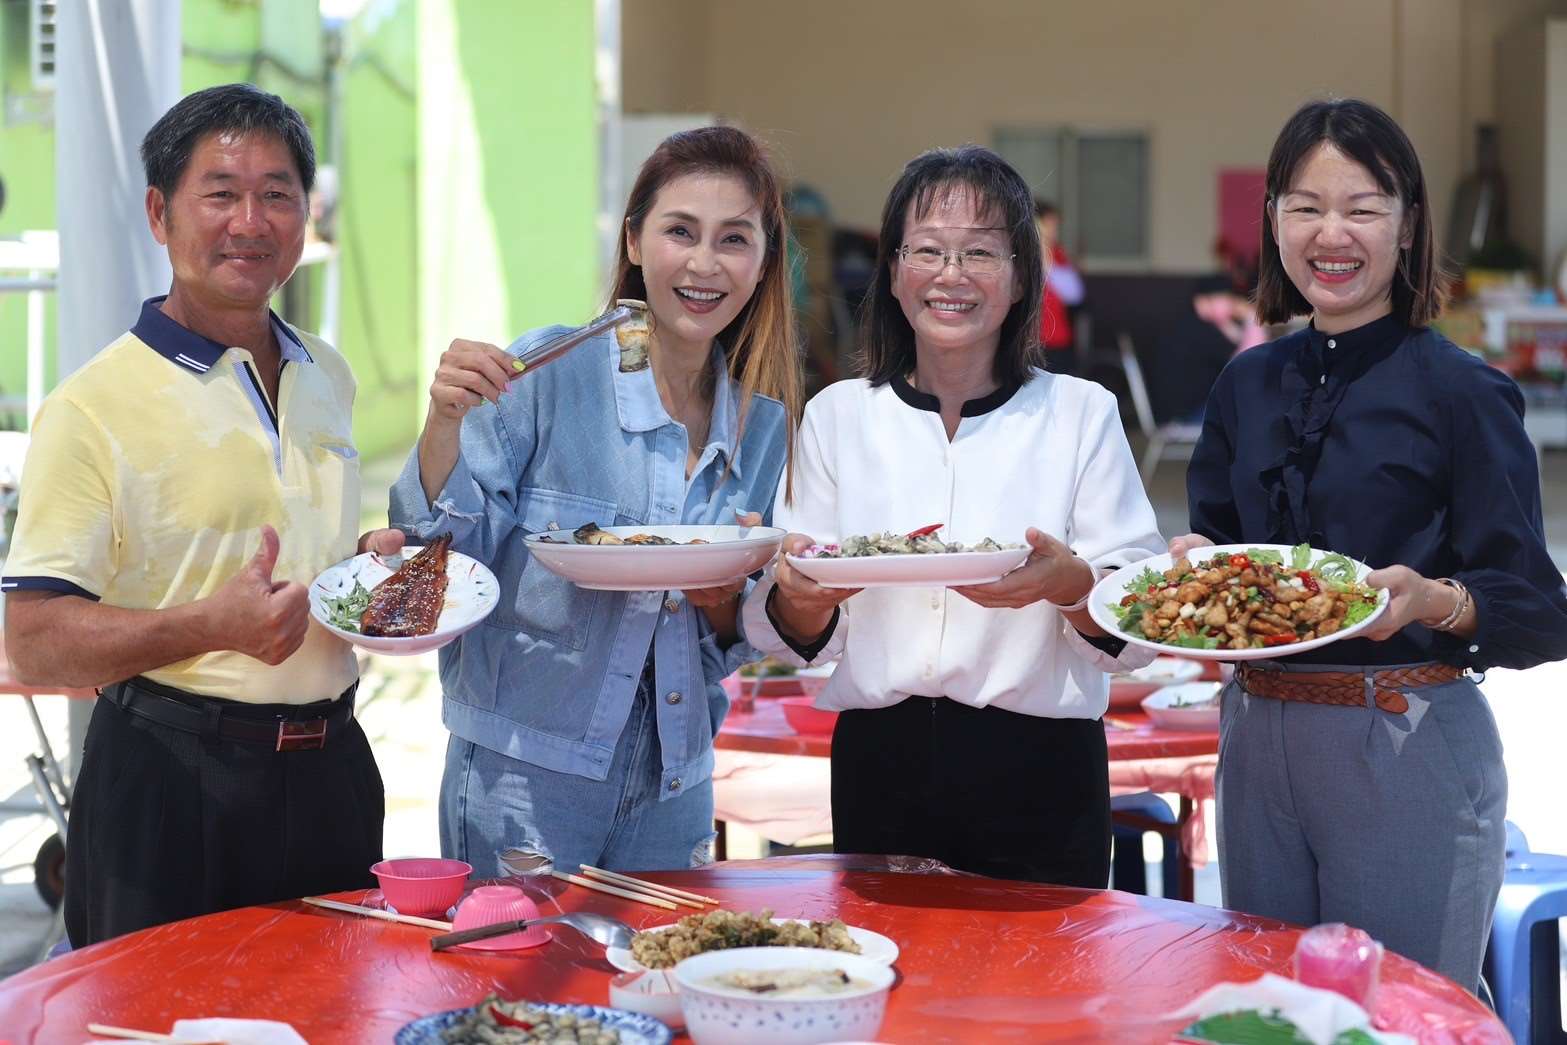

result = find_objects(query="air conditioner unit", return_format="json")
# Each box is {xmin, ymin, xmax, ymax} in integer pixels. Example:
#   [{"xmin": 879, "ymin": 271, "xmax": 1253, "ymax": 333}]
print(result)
[{"xmin": 30, "ymin": 0, "xmax": 57, "ymax": 90}]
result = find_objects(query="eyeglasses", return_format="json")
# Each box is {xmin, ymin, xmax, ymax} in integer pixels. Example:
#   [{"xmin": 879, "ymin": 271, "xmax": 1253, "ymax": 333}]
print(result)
[{"xmin": 895, "ymin": 245, "xmax": 1015, "ymax": 275}]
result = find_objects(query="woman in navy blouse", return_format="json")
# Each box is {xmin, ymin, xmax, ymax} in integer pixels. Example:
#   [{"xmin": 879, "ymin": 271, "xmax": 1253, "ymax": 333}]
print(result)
[{"xmin": 1172, "ymin": 99, "xmax": 1567, "ymax": 990}]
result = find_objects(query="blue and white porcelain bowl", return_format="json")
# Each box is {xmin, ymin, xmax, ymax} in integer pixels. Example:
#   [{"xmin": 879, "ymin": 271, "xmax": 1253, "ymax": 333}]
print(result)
[{"xmin": 673, "ymin": 946, "xmax": 895, "ymax": 1045}]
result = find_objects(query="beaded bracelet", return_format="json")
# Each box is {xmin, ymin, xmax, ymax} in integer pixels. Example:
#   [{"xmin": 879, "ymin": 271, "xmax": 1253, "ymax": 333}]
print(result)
[{"xmin": 1429, "ymin": 577, "xmax": 1470, "ymax": 632}]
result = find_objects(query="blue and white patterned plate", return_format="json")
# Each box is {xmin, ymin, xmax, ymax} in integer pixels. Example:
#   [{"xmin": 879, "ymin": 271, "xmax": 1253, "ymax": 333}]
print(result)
[
  {"xmin": 395, "ymin": 1001, "xmax": 672, "ymax": 1045},
  {"xmin": 308, "ymin": 545, "xmax": 498, "ymax": 656}
]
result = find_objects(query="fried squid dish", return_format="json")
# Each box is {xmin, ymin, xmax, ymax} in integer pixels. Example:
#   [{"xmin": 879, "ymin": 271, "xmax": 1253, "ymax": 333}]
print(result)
[{"xmin": 361, "ymin": 534, "xmax": 451, "ymax": 637}]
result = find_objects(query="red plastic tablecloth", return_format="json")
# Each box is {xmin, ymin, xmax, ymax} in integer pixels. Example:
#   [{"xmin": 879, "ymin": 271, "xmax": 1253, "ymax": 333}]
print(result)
[
  {"xmin": 717, "ymin": 699, "xmax": 1218, "ymax": 762},
  {"xmin": 0, "ymin": 855, "xmax": 1504, "ymax": 1043}
]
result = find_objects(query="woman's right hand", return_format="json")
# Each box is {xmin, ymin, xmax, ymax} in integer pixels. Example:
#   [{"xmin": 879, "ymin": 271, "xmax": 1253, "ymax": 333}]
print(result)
[
  {"xmin": 1167, "ymin": 533, "xmax": 1215, "ymax": 560},
  {"xmin": 427, "ymin": 338, "xmax": 526, "ymax": 426},
  {"xmin": 769, "ymin": 533, "xmax": 860, "ymax": 644}
]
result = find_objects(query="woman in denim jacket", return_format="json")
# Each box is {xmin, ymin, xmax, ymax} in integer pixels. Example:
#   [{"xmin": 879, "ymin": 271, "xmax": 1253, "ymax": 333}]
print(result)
[{"xmin": 390, "ymin": 128, "xmax": 802, "ymax": 873}]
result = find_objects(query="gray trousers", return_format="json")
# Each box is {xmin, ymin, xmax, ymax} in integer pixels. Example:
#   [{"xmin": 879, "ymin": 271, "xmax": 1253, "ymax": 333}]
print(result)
[{"xmin": 1216, "ymin": 663, "xmax": 1506, "ymax": 991}]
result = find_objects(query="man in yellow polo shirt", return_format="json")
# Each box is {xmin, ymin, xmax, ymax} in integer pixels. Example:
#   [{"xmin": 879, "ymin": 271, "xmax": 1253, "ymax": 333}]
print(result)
[{"xmin": 2, "ymin": 84, "xmax": 402, "ymax": 945}]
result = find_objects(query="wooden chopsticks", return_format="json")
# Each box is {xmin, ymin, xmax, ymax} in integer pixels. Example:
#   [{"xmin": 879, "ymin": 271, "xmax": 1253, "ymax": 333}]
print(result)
[
  {"xmin": 579, "ymin": 864, "xmax": 719, "ymax": 907},
  {"xmin": 87, "ymin": 1025, "xmax": 225, "ymax": 1043},
  {"xmin": 301, "ymin": 895, "xmax": 453, "ymax": 930}
]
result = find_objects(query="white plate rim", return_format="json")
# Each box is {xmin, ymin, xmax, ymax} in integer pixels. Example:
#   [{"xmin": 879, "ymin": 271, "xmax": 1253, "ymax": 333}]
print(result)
[
  {"xmin": 1088, "ymin": 543, "xmax": 1389, "ymax": 662},
  {"xmin": 307, "ymin": 545, "xmax": 499, "ymax": 653},
  {"xmin": 522, "ymin": 525, "xmax": 785, "ymax": 592},
  {"xmin": 784, "ymin": 546, "xmax": 1030, "ymax": 589},
  {"xmin": 605, "ymin": 918, "xmax": 898, "ymax": 973}
]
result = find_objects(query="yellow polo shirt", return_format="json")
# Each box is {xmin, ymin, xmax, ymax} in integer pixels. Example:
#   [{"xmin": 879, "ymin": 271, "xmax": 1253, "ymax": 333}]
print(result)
[{"xmin": 2, "ymin": 297, "xmax": 361, "ymax": 704}]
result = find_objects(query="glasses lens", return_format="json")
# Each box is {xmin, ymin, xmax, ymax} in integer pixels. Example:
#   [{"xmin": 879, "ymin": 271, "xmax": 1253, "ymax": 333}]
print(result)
[
  {"xmin": 901, "ymin": 247, "xmax": 944, "ymax": 270},
  {"xmin": 963, "ymin": 252, "xmax": 1002, "ymax": 274}
]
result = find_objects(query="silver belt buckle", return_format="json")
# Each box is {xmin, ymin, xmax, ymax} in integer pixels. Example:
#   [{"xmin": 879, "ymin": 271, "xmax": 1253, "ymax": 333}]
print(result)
[{"xmin": 277, "ymin": 719, "xmax": 328, "ymax": 751}]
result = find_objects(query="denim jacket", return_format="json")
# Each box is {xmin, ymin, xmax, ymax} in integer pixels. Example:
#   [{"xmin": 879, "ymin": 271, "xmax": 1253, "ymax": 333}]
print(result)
[{"xmin": 389, "ymin": 327, "xmax": 787, "ymax": 799}]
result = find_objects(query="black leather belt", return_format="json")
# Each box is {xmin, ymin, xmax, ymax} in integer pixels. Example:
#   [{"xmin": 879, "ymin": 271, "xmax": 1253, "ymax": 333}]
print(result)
[{"xmin": 100, "ymin": 675, "xmax": 357, "ymax": 751}]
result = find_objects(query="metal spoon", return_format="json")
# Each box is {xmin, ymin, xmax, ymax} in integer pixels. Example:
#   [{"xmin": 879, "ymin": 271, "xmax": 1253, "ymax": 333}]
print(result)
[{"xmin": 430, "ymin": 910, "xmax": 635, "ymax": 952}]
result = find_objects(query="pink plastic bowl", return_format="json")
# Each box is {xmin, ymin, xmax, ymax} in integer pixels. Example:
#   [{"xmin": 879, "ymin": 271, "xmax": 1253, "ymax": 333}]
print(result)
[
  {"xmin": 369, "ymin": 858, "xmax": 472, "ymax": 917},
  {"xmin": 781, "ymin": 696, "xmax": 839, "ymax": 736},
  {"xmin": 451, "ymin": 884, "xmax": 551, "ymax": 950}
]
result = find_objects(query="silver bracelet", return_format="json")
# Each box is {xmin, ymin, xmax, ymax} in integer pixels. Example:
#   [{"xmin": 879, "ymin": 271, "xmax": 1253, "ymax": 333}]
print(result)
[{"xmin": 1429, "ymin": 578, "xmax": 1469, "ymax": 632}]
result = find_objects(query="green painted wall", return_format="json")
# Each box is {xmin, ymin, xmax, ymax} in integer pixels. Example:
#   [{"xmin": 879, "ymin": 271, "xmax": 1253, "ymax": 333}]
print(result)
[
  {"xmin": 416, "ymin": 0, "xmax": 599, "ymax": 391},
  {"xmin": 0, "ymin": 1, "xmax": 58, "ymax": 415},
  {"xmin": 0, "ymin": 0, "xmax": 600, "ymax": 461}
]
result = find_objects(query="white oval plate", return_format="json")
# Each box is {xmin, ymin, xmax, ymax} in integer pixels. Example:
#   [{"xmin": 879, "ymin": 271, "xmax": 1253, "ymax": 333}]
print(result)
[
  {"xmin": 1114, "ymin": 655, "xmax": 1203, "ymax": 687},
  {"xmin": 308, "ymin": 545, "xmax": 499, "ymax": 656},
  {"xmin": 785, "ymin": 546, "xmax": 1029, "ymax": 589},
  {"xmin": 1088, "ymin": 543, "xmax": 1389, "ymax": 662},
  {"xmin": 1141, "ymin": 681, "xmax": 1222, "ymax": 731},
  {"xmin": 606, "ymin": 918, "xmax": 899, "ymax": 974},
  {"xmin": 523, "ymin": 525, "xmax": 785, "ymax": 592}
]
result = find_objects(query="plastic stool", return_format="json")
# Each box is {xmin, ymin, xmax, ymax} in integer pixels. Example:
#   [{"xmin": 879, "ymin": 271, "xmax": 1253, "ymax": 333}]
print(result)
[
  {"xmin": 1484, "ymin": 841, "xmax": 1567, "ymax": 1044},
  {"xmin": 1110, "ymin": 791, "xmax": 1179, "ymax": 898}
]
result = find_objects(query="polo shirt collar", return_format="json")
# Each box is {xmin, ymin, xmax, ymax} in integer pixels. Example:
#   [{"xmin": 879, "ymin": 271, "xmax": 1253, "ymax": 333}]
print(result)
[
  {"xmin": 132, "ymin": 295, "xmax": 313, "ymax": 375},
  {"xmin": 891, "ymin": 372, "xmax": 1021, "ymax": 417},
  {"xmin": 613, "ymin": 339, "xmax": 744, "ymax": 478}
]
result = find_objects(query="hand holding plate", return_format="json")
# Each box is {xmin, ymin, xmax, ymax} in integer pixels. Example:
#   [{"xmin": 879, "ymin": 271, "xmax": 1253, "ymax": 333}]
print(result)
[
  {"xmin": 1361, "ymin": 564, "xmax": 1451, "ymax": 641},
  {"xmin": 1167, "ymin": 533, "xmax": 1215, "ymax": 561},
  {"xmin": 771, "ymin": 533, "xmax": 860, "ymax": 640},
  {"xmin": 951, "ymin": 528, "xmax": 1093, "ymax": 609}
]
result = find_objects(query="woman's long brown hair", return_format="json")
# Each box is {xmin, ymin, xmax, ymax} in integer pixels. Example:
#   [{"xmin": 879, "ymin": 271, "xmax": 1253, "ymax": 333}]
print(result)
[{"xmin": 607, "ymin": 126, "xmax": 803, "ymax": 500}]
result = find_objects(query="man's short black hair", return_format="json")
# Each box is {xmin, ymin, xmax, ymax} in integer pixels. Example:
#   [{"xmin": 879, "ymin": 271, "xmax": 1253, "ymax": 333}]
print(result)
[{"xmin": 140, "ymin": 83, "xmax": 315, "ymax": 200}]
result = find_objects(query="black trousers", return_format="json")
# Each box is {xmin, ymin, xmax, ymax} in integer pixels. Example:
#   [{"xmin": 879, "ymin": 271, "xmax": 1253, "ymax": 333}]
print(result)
[
  {"xmin": 64, "ymin": 687, "xmax": 384, "ymax": 946},
  {"xmin": 830, "ymin": 697, "xmax": 1110, "ymax": 887}
]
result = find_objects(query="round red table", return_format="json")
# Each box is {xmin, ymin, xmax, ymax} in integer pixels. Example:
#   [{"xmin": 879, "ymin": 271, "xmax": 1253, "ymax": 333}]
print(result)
[{"xmin": 0, "ymin": 855, "xmax": 1504, "ymax": 1043}]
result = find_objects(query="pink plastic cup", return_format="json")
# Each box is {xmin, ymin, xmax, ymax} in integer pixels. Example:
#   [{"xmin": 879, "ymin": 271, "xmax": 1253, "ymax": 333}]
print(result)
[
  {"xmin": 369, "ymin": 858, "xmax": 472, "ymax": 917},
  {"xmin": 450, "ymin": 884, "xmax": 552, "ymax": 951},
  {"xmin": 1293, "ymin": 922, "xmax": 1383, "ymax": 1009}
]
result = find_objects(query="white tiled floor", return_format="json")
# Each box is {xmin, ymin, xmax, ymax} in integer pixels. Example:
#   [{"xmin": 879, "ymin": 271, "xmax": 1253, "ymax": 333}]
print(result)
[{"xmin": 1, "ymin": 447, "xmax": 1563, "ymax": 984}]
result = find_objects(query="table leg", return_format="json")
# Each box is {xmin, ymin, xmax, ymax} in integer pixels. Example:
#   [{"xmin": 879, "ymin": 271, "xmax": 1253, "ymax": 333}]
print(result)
[
  {"xmin": 1178, "ymin": 795, "xmax": 1195, "ymax": 903},
  {"xmin": 714, "ymin": 819, "xmax": 728, "ymax": 861}
]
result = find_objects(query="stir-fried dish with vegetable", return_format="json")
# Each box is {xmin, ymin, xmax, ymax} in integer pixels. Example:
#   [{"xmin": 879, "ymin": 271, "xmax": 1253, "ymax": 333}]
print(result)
[{"xmin": 1111, "ymin": 545, "xmax": 1380, "ymax": 651}]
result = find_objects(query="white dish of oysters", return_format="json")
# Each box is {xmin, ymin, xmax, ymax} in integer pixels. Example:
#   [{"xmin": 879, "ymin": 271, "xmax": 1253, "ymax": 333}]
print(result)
[{"xmin": 523, "ymin": 524, "xmax": 786, "ymax": 592}]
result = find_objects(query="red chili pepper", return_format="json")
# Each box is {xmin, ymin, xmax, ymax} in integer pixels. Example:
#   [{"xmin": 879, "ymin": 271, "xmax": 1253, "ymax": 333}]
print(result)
[
  {"xmin": 906, "ymin": 523, "xmax": 944, "ymax": 539},
  {"xmin": 1263, "ymin": 634, "xmax": 1296, "ymax": 646},
  {"xmin": 1120, "ymin": 593, "xmax": 1139, "ymax": 607},
  {"xmin": 490, "ymin": 1005, "xmax": 536, "ymax": 1030},
  {"xmin": 1228, "ymin": 554, "xmax": 1250, "ymax": 568},
  {"xmin": 1296, "ymin": 570, "xmax": 1320, "ymax": 593}
]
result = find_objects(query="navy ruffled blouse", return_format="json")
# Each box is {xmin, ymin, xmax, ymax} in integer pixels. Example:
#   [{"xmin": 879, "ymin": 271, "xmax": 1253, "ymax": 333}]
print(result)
[{"xmin": 1187, "ymin": 314, "xmax": 1567, "ymax": 670}]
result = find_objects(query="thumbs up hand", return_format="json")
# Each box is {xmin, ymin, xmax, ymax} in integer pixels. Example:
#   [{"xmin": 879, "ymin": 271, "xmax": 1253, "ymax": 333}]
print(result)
[{"xmin": 209, "ymin": 524, "xmax": 311, "ymax": 664}]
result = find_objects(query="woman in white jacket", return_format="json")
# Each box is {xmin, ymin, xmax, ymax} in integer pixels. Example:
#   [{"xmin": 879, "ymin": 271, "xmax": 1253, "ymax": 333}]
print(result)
[{"xmin": 742, "ymin": 146, "xmax": 1163, "ymax": 885}]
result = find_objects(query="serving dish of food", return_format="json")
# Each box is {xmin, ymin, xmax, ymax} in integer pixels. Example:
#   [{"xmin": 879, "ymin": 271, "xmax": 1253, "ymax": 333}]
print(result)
[
  {"xmin": 1141, "ymin": 682, "xmax": 1222, "ymax": 731},
  {"xmin": 1088, "ymin": 544, "xmax": 1388, "ymax": 662},
  {"xmin": 1109, "ymin": 655, "xmax": 1204, "ymax": 709},
  {"xmin": 605, "ymin": 909, "xmax": 897, "ymax": 973},
  {"xmin": 672, "ymin": 947, "xmax": 896, "ymax": 1045},
  {"xmin": 524, "ymin": 524, "xmax": 785, "ymax": 592},
  {"xmin": 394, "ymin": 995, "xmax": 670, "ymax": 1044},
  {"xmin": 309, "ymin": 538, "xmax": 499, "ymax": 656},
  {"xmin": 785, "ymin": 525, "xmax": 1028, "ymax": 589}
]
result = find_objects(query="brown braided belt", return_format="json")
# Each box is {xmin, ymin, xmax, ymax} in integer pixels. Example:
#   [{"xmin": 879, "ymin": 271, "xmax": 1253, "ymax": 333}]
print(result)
[{"xmin": 1234, "ymin": 662, "xmax": 1466, "ymax": 715}]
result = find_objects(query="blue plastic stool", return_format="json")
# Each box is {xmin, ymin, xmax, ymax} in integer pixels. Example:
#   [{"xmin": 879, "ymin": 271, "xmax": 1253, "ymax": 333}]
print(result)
[
  {"xmin": 1484, "ymin": 832, "xmax": 1567, "ymax": 1044},
  {"xmin": 1109, "ymin": 791, "xmax": 1180, "ymax": 899}
]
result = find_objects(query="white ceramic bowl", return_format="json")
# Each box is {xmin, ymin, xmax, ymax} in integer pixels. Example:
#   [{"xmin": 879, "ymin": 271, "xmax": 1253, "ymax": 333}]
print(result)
[
  {"xmin": 1141, "ymin": 681, "xmax": 1223, "ymax": 731},
  {"xmin": 309, "ymin": 546, "xmax": 499, "ymax": 656},
  {"xmin": 674, "ymin": 947, "xmax": 895, "ymax": 1045},
  {"xmin": 523, "ymin": 525, "xmax": 785, "ymax": 592},
  {"xmin": 608, "ymin": 971, "xmax": 685, "ymax": 1031}
]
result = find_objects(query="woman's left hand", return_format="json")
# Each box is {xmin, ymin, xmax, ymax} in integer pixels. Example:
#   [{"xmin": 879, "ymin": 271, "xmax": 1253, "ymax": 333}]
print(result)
[
  {"xmin": 680, "ymin": 511, "xmax": 763, "ymax": 609},
  {"xmin": 952, "ymin": 528, "xmax": 1094, "ymax": 609},
  {"xmin": 1361, "ymin": 564, "xmax": 1453, "ymax": 641}
]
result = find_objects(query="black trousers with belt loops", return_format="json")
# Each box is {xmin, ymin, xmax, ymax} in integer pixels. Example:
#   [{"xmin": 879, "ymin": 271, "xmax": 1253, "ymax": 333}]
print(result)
[
  {"xmin": 830, "ymin": 695, "xmax": 1111, "ymax": 887},
  {"xmin": 64, "ymin": 678, "xmax": 385, "ymax": 946}
]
